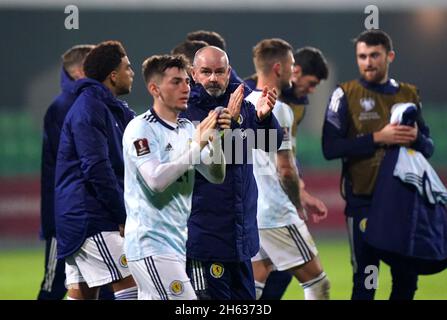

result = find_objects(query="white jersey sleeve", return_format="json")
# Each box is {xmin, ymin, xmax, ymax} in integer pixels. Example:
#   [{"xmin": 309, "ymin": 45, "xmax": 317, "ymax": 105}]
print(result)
[
  {"xmin": 123, "ymin": 118, "xmax": 160, "ymax": 168},
  {"xmin": 123, "ymin": 118, "xmax": 201, "ymax": 193},
  {"xmin": 272, "ymin": 101, "xmax": 294, "ymax": 151},
  {"xmin": 246, "ymin": 90, "xmax": 293, "ymax": 151},
  {"xmin": 195, "ymin": 133, "xmax": 226, "ymax": 184}
]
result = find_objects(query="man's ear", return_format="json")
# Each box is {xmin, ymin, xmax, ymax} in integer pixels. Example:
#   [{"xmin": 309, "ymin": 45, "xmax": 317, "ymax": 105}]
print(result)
[
  {"xmin": 69, "ymin": 65, "xmax": 85, "ymax": 80},
  {"xmin": 191, "ymin": 67, "xmax": 198, "ymax": 82},
  {"xmin": 387, "ymin": 50, "xmax": 395, "ymax": 64},
  {"xmin": 293, "ymin": 65, "xmax": 303, "ymax": 78},
  {"xmin": 109, "ymin": 70, "xmax": 118, "ymax": 85},
  {"xmin": 273, "ymin": 62, "xmax": 281, "ymax": 78},
  {"xmin": 148, "ymin": 82, "xmax": 159, "ymax": 97}
]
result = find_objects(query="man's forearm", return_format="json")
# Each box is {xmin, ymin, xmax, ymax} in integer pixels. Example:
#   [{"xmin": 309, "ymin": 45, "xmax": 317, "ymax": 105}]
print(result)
[{"xmin": 279, "ymin": 169, "xmax": 301, "ymax": 209}]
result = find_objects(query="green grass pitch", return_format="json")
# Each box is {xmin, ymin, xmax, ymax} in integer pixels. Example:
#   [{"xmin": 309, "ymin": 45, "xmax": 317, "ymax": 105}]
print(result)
[{"xmin": 0, "ymin": 238, "xmax": 446, "ymax": 300}]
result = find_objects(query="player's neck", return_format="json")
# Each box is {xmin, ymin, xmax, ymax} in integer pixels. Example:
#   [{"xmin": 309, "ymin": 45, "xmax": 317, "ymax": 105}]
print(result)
[
  {"xmin": 256, "ymin": 75, "xmax": 279, "ymax": 92},
  {"xmin": 379, "ymin": 74, "xmax": 389, "ymax": 84},
  {"xmin": 153, "ymin": 103, "xmax": 178, "ymax": 123},
  {"xmin": 103, "ymin": 79, "xmax": 118, "ymax": 97}
]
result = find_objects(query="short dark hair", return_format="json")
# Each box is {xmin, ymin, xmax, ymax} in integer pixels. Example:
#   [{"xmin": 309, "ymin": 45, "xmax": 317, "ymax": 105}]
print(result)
[
  {"xmin": 142, "ymin": 54, "xmax": 190, "ymax": 84},
  {"xmin": 294, "ymin": 47, "xmax": 329, "ymax": 80},
  {"xmin": 62, "ymin": 44, "xmax": 94, "ymax": 72},
  {"xmin": 186, "ymin": 30, "xmax": 226, "ymax": 50},
  {"xmin": 171, "ymin": 40, "xmax": 209, "ymax": 64},
  {"xmin": 252, "ymin": 38, "xmax": 293, "ymax": 75},
  {"xmin": 354, "ymin": 29, "xmax": 393, "ymax": 52},
  {"xmin": 83, "ymin": 40, "xmax": 127, "ymax": 82}
]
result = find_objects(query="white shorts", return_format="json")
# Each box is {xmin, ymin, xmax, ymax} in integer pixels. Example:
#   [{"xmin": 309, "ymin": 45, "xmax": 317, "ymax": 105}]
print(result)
[
  {"xmin": 252, "ymin": 223, "xmax": 318, "ymax": 271},
  {"xmin": 128, "ymin": 254, "xmax": 197, "ymax": 300},
  {"xmin": 65, "ymin": 231, "xmax": 132, "ymax": 288}
]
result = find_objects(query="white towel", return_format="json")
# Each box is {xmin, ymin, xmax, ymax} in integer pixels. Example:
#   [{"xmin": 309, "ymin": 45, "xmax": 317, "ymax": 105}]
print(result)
[
  {"xmin": 391, "ymin": 103, "xmax": 447, "ymax": 204},
  {"xmin": 394, "ymin": 147, "xmax": 447, "ymax": 204}
]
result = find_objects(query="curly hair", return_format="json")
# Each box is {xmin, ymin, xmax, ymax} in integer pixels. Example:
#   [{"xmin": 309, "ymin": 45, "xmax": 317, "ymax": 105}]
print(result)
[
  {"xmin": 186, "ymin": 30, "xmax": 226, "ymax": 51},
  {"xmin": 83, "ymin": 40, "xmax": 127, "ymax": 82}
]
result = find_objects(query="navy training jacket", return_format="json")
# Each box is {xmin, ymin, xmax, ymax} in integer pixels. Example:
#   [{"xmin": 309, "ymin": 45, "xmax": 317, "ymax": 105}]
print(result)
[
  {"xmin": 54, "ymin": 79, "xmax": 135, "ymax": 259},
  {"xmin": 40, "ymin": 68, "xmax": 78, "ymax": 239},
  {"xmin": 182, "ymin": 83, "xmax": 283, "ymax": 262}
]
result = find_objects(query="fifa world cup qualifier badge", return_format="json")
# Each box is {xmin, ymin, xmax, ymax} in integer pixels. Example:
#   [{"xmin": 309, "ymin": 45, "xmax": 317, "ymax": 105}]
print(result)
[
  {"xmin": 210, "ymin": 263, "xmax": 224, "ymax": 278},
  {"xmin": 134, "ymin": 138, "xmax": 150, "ymax": 156}
]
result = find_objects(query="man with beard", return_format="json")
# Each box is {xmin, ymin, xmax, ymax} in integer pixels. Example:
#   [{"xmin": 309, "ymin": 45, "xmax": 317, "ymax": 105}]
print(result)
[
  {"xmin": 182, "ymin": 46, "xmax": 283, "ymax": 299},
  {"xmin": 246, "ymin": 38, "xmax": 330, "ymax": 300},
  {"xmin": 245, "ymin": 46, "xmax": 330, "ymax": 299},
  {"xmin": 55, "ymin": 41, "xmax": 137, "ymax": 300},
  {"xmin": 322, "ymin": 30, "xmax": 434, "ymax": 300}
]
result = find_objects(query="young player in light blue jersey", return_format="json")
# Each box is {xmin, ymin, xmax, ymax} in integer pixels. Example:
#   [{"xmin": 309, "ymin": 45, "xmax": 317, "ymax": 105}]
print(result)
[{"xmin": 122, "ymin": 54, "xmax": 231, "ymax": 300}]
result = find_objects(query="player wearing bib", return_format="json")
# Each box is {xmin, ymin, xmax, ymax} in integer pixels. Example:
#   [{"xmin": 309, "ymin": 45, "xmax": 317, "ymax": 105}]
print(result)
[
  {"xmin": 322, "ymin": 30, "xmax": 434, "ymax": 300},
  {"xmin": 247, "ymin": 39, "xmax": 330, "ymax": 300},
  {"xmin": 123, "ymin": 55, "xmax": 229, "ymax": 300}
]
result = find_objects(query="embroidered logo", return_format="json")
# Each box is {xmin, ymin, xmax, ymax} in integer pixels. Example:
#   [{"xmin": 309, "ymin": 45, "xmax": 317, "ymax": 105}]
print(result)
[
  {"xmin": 359, "ymin": 218, "xmax": 368, "ymax": 233},
  {"xmin": 169, "ymin": 280, "xmax": 184, "ymax": 296},
  {"xmin": 118, "ymin": 254, "xmax": 128, "ymax": 268},
  {"xmin": 237, "ymin": 114, "xmax": 244, "ymax": 125},
  {"xmin": 134, "ymin": 138, "xmax": 150, "ymax": 156},
  {"xmin": 360, "ymin": 98, "xmax": 375, "ymax": 112},
  {"xmin": 165, "ymin": 143, "xmax": 173, "ymax": 152},
  {"xmin": 210, "ymin": 263, "xmax": 224, "ymax": 279},
  {"xmin": 358, "ymin": 98, "xmax": 379, "ymax": 121}
]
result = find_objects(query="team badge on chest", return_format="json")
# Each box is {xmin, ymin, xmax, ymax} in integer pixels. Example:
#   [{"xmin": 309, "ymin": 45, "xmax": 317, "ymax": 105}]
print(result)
[{"xmin": 360, "ymin": 98, "xmax": 375, "ymax": 112}]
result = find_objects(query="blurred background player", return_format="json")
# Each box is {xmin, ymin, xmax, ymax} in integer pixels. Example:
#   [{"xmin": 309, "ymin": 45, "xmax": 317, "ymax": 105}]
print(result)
[
  {"xmin": 54, "ymin": 41, "xmax": 137, "ymax": 300},
  {"xmin": 246, "ymin": 38, "xmax": 330, "ymax": 300},
  {"xmin": 123, "ymin": 54, "xmax": 229, "ymax": 300},
  {"xmin": 186, "ymin": 29, "xmax": 247, "ymax": 86},
  {"xmin": 186, "ymin": 30, "xmax": 227, "ymax": 52},
  {"xmin": 322, "ymin": 29, "xmax": 434, "ymax": 300},
  {"xmin": 244, "ymin": 46, "xmax": 330, "ymax": 299},
  {"xmin": 171, "ymin": 39, "xmax": 209, "ymax": 66},
  {"xmin": 183, "ymin": 46, "xmax": 282, "ymax": 299},
  {"xmin": 38, "ymin": 44, "xmax": 94, "ymax": 300}
]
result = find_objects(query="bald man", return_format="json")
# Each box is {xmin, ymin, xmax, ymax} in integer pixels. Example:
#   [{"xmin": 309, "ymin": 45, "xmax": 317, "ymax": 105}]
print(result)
[{"xmin": 181, "ymin": 46, "xmax": 283, "ymax": 300}]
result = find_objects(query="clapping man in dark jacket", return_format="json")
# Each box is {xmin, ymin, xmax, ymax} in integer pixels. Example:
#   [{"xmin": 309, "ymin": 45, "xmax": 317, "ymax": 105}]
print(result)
[{"xmin": 183, "ymin": 46, "xmax": 283, "ymax": 300}]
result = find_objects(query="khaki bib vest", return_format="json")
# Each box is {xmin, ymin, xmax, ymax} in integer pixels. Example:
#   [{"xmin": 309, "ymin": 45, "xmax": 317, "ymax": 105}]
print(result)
[{"xmin": 340, "ymin": 79, "xmax": 419, "ymax": 196}]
